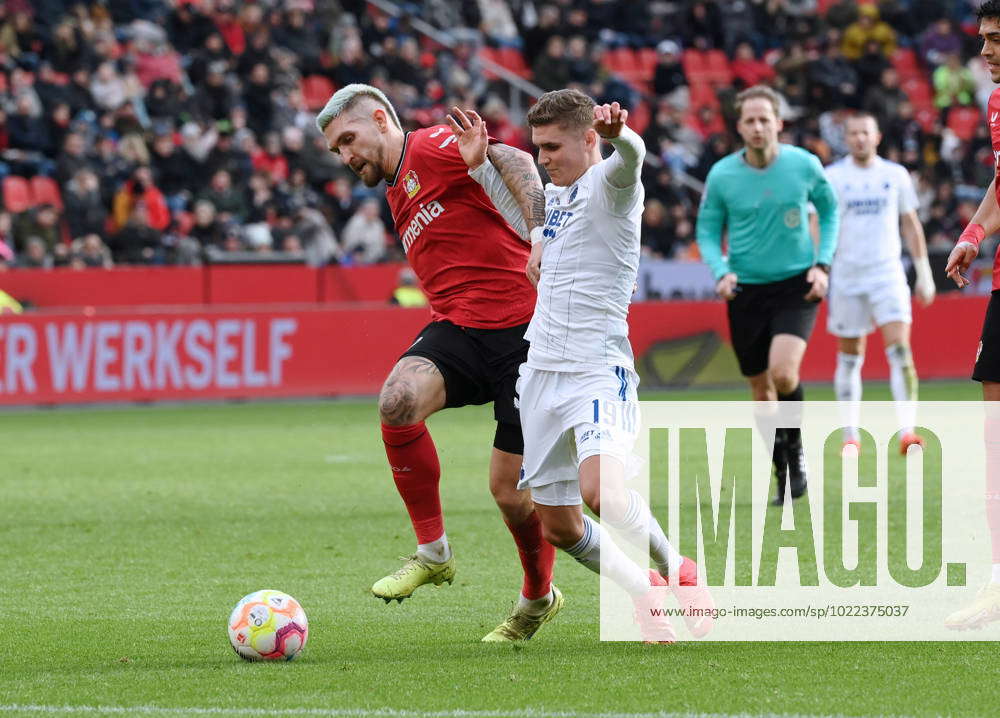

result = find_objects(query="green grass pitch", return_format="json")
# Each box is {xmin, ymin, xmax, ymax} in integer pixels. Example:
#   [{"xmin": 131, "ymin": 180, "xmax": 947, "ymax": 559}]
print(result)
[{"xmin": 1, "ymin": 381, "xmax": 998, "ymax": 717}]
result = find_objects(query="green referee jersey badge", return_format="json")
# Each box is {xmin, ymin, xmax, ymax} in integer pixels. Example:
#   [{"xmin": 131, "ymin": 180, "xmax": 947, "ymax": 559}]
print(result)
[{"xmin": 784, "ymin": 208, "xmax": 801, "ymax": 228}]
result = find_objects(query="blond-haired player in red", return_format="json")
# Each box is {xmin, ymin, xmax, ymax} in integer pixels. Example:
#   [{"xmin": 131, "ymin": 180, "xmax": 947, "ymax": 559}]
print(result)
[{"xmin": 317, "ymin": 85, "xmax": 560, "ymax": 641}]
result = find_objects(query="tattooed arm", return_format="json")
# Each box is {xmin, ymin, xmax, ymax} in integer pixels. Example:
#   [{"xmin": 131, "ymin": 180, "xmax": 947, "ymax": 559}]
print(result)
[
  {"xmin": 447, "ymin": 107, "xmax": 544, "ymax": 240},
  {"xmin": 485, "ymin": 143, "xmax": 546, "ymax": 236}
]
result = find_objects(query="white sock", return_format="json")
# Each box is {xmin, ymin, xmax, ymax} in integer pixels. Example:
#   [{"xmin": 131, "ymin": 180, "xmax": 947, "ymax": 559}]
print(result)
[
  {"xmin": 834, "ymin": 351, "xmax": 863, "ymax": 441},
  {"xmin": 606, "ymin": 489, "xmax": 683, "ymax": 579},
  {"xmin": 416, "ymin": 533, "xmax": 451, "ymax": 563},
  {"xmin": 517, "ymin": 589, "xmax": 553, "ymax": 616},
  {"xmin": 565, "ymin": 515, "xmax": 650, "ymax": 597},
  {"xmin": 886, "ymin": 343, "xmax": 918, "ymax": 433},
  {"xmin": 992, "ymin": 563, "xmax": 1000, "ymax": 584}
]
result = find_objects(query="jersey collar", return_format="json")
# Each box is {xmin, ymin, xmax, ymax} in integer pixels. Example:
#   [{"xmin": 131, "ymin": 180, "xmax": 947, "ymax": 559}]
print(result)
[{"xmin": 386, "ymin": 131, "xmax": 412, "ymax": 187}]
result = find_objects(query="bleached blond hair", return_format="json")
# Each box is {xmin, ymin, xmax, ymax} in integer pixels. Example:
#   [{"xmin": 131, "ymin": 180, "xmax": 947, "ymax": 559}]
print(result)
[{"xmin": 315, "ymin": 83, "xmax": 401, "ymax": 133}]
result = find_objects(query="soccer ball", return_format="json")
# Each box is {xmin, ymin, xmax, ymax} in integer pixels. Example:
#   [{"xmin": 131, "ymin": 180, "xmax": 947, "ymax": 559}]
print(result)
[{"xmin": 227, "ymin": 590, "xmax": 309, "ymax": 661}]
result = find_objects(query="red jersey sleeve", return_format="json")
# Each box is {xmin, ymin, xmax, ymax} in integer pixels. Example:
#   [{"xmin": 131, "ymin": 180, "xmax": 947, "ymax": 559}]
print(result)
[{"xmin": 384, "ymin": 126, "xmax": 535, "ymax": 330}]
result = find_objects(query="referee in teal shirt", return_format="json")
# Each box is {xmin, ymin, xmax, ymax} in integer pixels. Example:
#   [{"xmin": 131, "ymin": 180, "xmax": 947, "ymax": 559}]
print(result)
[{"xmin": 696, "ymin": 85, "xmax": 839, "ymax": 504}]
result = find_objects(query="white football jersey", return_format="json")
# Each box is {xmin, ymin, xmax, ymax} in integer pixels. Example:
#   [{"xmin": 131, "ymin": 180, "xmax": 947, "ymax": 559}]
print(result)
[
  {"xmin": 524, "ymin": 158, "xmax": 644, "ymax": 371},
  {"xmin": 825, "ymin": 156, "xmax": 918, "ymax": 286}
]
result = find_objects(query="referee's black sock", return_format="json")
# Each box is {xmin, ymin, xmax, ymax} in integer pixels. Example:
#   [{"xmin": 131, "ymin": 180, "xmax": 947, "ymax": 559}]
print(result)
[
  {"xmin": 778, "ymin": 384, "xmax": 807, "ymax": 499},
  {"xmin": 777, "ymin": 383, "xmax": 804, "ymax": 445}
]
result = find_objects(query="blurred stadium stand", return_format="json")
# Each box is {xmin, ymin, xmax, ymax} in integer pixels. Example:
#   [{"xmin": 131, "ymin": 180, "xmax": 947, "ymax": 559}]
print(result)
[{"xmin": 0, "ymin": 0, "xmax": 992, "ymax": 295}]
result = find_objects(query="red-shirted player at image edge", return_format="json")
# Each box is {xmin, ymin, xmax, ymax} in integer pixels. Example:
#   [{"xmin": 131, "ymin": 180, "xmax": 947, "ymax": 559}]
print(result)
[{"xmin": 943, "ymin": 1, "xmax": 1000, "ymax": 630}]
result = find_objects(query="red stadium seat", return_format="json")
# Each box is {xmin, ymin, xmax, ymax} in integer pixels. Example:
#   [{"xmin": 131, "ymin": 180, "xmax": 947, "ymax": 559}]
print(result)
[
  {"xmin": 682, "ymin": 49, "xmax": 710, "ymax": 83},
  {"xmin": 914, "ymin": 107, "xmax": 939, "ymax": 133},
  {"xmin": 498, "ymin": 47, "xmax": 531, "ymax": 79},
  {"xmin": 626, "ymin": 100, "xmax": 650, "ymax": 135},
  {"xmin": 902, "ymin": 77, "xmax": 933, "ymax": 105},
  {"xmin": 300, "ymin": 75, "xmax": 336, "ymax": 111},
  {"xmin": 30, "ymin": 176, "xmax": 63, "ymax": 210},
  {"xmin": 479, "ymin": 46, "xmax": 503, "ymax": 80},
  {"xmin": 704, "ymin": 50, "xmax": 732, "ymax": 86},
  {"xmin": 688, "ymin": 82, "xmax": 720, "ymax": 110},
  {"xmin": 637, "ymin": 47, "xmax": 658, "ymax": 73},
  {"xmin": 891, "ymin": 48, "xmax": 921, "ymax": 79},
  {"xmin": 947, "ymin": 106, "xmax": 982, "ymax": 142},
  {"xmin": 2, "ymin": 176, "xmax": 32, "ymax": 214}
]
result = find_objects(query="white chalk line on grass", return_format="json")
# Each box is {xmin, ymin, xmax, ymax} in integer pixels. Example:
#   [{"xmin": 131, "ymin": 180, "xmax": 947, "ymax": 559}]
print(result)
[{"xmin": 0, "ymin": 706, "xmax": 914, "ymax": 718}]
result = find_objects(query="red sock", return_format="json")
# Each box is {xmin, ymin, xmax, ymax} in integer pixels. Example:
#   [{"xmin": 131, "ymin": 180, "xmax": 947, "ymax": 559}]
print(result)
[
  {"xmin": 382, "ymin": 422, "xmax": 443, "ymax": 544},
  {"xmin": 505, "ymin": 511, "xmax": 556, "ymax": 599}
]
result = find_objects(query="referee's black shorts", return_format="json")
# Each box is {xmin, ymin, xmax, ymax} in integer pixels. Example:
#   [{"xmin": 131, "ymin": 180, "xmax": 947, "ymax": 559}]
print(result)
[
  {"xmin": 399, "ymin": 319, "xmax": 528, "ymax": 453},
  {"xmin": 726, "ymin": 270, "xmax": 820, "ymax": 377},
  {"xmin": 973, "ymin": 290, "xmax": 1000, "ymax": 383}
]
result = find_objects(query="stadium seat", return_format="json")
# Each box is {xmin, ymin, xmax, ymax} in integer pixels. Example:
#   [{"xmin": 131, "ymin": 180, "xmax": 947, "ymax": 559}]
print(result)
[
  {"xmin": 30, "ymin": 176, "xmax": 63, "ymax": 210},
  {"xmin": 498, "ymin": 47, "xmax": 531, "ymax": 79},
  {"xmin": 2, "ymin": 176, "xmax": 32, "ymax": 214},
  {"xmin": 891, "ymin": 48, "xmax": 922, "ymax": 80},
  {"xmin": 479, "ymin": 46, "xmax": 503, "ymax": 80},
  {"xmin": 682, "ymin": 49, "xmax": 710, "ymax": 84},
  {"xmin": 902, "ymin": 77, "xmax": 933, "ymax": 105},
  {"xmin": 914, "ymin": 107, "xmax": 939, "ymax": 133},
  {"xmin": 637, "ymin": 47, "xmax": 658, "ymax": 74},
  {"xmin": 626, "ymin": 100, "xmax": 650, "ymax": 135},
  {"xmin": 688, "ymin": 82, "xmax": 720, "ymax": 110},
  {"xmin": 301, "ymin": 75, "xmax": 336, "ymax": 111},
  {"xmin": 704, "ymin": 50, "xmax": 732, "ymax": 86},
  {"xmin": 947, "ymin": 106, "xmax": 981, "ymax": 142}
]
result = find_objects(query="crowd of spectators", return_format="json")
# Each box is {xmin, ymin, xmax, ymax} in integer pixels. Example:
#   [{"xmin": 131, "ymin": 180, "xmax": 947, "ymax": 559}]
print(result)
[{"xmin": 0, "ymin": 0, "xmax": 994, "ymax": 283}]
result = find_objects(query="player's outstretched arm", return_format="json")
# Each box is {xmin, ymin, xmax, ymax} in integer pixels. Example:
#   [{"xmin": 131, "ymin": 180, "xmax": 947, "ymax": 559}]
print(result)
[
  {"xmin": 947, "ymin": 178, "xmax": 1000, "ymax": 288},
  {"xmin": 594, "ymin": 102, "xmax": 645, "ymax": 191},
  {"xmin": 901, "ymin": 210, "xmax": 935, "ymax": 306},
  {"xmin": 449, "ymin": 106, "xmax": 532, "ymax": 239}
]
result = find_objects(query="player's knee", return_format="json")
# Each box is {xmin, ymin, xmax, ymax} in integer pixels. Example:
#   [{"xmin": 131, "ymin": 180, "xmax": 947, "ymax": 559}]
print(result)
[
  {"xmin": 771, "ymin": 369, "xmax": 799, "ymax": 395},
  {"xmin": 378, "ymin": 384, "xmax": 419, "ymax": 426},
  {"xmin": 491, "ymin": 481, "xmax": 531, "ymax": 520},
  {"xmin": 580, "ymin": 483, "xmax": 601, "ymax": 515},
  {"xmin": 540, "ymin": 521, "xmax": 581, "ymax": 550}
]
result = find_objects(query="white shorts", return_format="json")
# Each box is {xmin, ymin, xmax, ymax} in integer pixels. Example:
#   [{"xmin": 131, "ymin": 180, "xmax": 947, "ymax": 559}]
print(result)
[
  {"xmin": 827, "ymin": 271, "xmax": 912, "ymax": 338},
  {"xmin": 516, "ymin": 365, "xmax": 640, "ymax": 507}
]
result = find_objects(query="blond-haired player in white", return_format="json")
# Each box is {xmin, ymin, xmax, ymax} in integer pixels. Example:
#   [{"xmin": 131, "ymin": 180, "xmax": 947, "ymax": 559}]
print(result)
[
  {"xmin": 448, "ymin": 89, "xmax": 714, "ymax": 642},
  {"xmin": 825, "ymin": 112, "xmax": 936, "ymax": 454}
]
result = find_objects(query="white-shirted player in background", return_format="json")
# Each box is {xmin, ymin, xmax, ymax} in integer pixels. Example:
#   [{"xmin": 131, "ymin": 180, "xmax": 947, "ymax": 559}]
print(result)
[
  {"xmin": 825, "ymin": 112, "xmax": 936, "ymax": 453},
  {"xmin": 448, "ymin": 89, "xmax": 714, "ymax": 642}
]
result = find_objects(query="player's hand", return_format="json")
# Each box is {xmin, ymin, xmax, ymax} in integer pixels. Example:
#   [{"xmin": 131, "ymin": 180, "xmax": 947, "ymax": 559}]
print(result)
[
  {"xmin": 593, "ymin": 101, "xmax": 628, "ymax": 139},
  {"xmin": 446, "ymin": 106, "xmax": 488, "ymax": 170},
  {"xmin": 715, "ymin": 273, "xmax": 738, "ymax": 301},
  {"xmin": 804, "ymin": 265, "xmax": 828, "ymax": 302},
  {"xmin": 945, "ymin": 241, "xmax": 978, "ymax": 289},
  {"xmin": 526, "ymin": 241, "xmax": 543, "ymax": 287},
  {"xmin": 914, "ymin": 279, "xmax": 936, "ymax": 307}
]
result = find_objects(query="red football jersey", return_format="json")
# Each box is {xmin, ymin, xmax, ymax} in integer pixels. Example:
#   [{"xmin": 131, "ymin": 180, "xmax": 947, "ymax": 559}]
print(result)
[
  {"xmin": 990, "ymin": 88, "xmax": 1000, "ymax": 289},
  {"xmin": 384, "ymin": 125, "xmax": 535, "ymax": 329}
]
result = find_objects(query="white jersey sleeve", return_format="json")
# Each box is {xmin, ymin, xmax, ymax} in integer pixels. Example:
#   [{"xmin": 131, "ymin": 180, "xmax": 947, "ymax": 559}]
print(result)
[
  {"xmin": 594, "ymin": 127, "xmax": 645, "ymax": 217},
  {"xmin": 896, "ymin": 164, "xmax": 919, "ymax": 215}
]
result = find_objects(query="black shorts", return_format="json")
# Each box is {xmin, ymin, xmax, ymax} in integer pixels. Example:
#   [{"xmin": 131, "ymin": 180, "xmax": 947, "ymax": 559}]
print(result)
[
  {"xmin": 973, "ymin": 290, "xmax": 1000, "ymax": 383},
  {"xmin": 401, "ymin": 319, "xmax": 528, "ymax": 445},
  {"xmin": 726, "ymin": 270, "xmax": 820, "ymax": 377}
]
